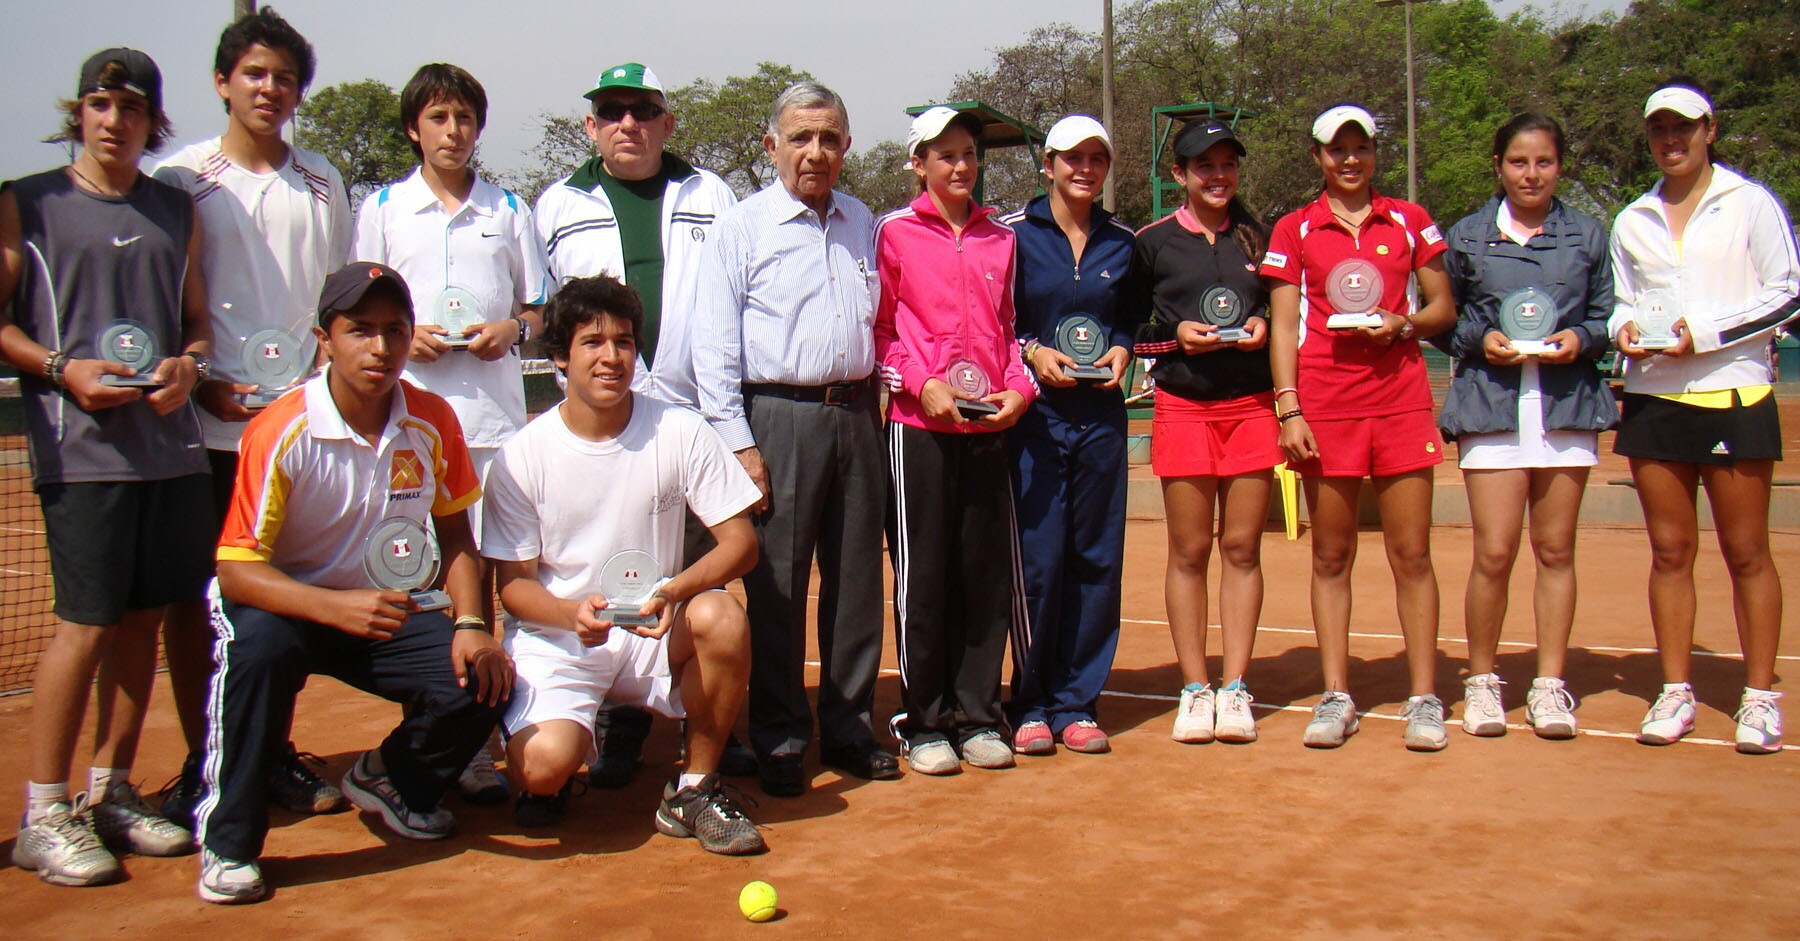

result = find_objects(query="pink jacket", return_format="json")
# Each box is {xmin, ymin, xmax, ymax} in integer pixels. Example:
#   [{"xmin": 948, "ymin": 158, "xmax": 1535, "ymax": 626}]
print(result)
[{"xmin": 874, "ymin": 191, "xmax": 1035, "ymax": 433}]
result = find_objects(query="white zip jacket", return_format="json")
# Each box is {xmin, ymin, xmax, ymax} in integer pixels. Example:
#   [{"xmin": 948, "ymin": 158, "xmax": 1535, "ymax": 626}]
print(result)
[
  {"xmin": 1608, "ymin": 164, "xmax": 1800, "ymax": 394},
  {"xmin": 534, "ymin": 158, "xmax": 737, "ymax": 409}
]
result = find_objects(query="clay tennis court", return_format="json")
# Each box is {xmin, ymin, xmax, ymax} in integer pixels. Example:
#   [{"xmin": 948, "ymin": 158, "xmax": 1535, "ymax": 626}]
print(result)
[{"xmin": 2, "ymin": 401, "xmax": 1798, "ymax": 935}]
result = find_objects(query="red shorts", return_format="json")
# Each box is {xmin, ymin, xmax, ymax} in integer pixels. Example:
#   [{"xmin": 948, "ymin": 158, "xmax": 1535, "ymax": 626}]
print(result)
[
  {"xmin": 1152, "ymin": 391, "xmax": 1282, "ymax": 478},
  {"xmin": 1293, "ymin": 409, "xmax": 1444, "ymax": 478}
]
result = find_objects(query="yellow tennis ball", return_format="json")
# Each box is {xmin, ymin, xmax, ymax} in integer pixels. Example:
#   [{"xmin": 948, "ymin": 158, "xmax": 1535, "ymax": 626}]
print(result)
[{"xmin": 739, "ymin": 880, "xmax": 778, "ymax": 922}]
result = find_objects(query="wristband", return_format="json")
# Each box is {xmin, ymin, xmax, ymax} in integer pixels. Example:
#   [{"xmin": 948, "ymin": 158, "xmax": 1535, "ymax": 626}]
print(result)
[
  {"xmin": 44, "ymin": 352, "xmax": 68, "ymax": 389},
  {"xmin": 453, "ymin": 615, "xmax": 490, "ymax": 632}
]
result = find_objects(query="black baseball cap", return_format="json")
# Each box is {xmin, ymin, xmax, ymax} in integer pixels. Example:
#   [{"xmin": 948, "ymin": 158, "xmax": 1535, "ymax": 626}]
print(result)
[
  {"xmin": 317, "ymin": 262, "xmax": 414, "ymax": 326},
  {"xmin": 77, "ymin": 48, "xmax": 162, "ymax": 114},
  {"xmin": 1173, "ymin": 120, "xmax": 1246, "ymax": 160}
]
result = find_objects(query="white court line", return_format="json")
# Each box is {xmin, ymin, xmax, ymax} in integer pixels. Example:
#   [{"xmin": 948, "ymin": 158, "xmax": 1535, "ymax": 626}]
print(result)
[
  {"xmin": 849, "ymin": 593, "xmax": 1799, "ymax": 663},
  {"xmin": 0, "ymin": 525, "xmax": 44, "ymax": 536},
  {"xmin": 1116, "ymin": 616, "xmax": 1800, "ymax": 664},
  {"xmin": 1, "ymin": 567, "xmax": 49, "ymax": 578},
  {"xmin": 822, "ymin": 664, "xmax": 1796, "ymax": 753}
]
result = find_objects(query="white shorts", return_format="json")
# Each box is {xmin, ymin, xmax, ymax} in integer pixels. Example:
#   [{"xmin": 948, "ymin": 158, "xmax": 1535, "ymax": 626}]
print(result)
[
  {"xmin": 501, "ymin": 619, "xmax": 686, "ymax": 738},
  {"xmin": 1458, "ymin": 361, "xmax": 1600, "ymax": 470}
]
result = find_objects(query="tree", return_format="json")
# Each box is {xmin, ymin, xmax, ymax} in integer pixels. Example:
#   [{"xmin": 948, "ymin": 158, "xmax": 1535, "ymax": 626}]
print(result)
[
  {"xmin": 293, "ymin": 79, "xmax": 415, "ymax": 202},
  {"xmin": 499, "ymin": 111, "xmax": 589, "ymax": 202},
  {"xmin": 669, "ymin": 62, "xmax": 815, "ymax": 196},
  {"xmin": 839, "ymin": 140, "xmax": 915, "ymax": 216}
]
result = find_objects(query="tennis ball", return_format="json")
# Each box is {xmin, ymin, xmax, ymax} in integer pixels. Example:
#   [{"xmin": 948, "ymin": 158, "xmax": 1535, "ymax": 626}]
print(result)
[{"xmin": 739, "ymin": 880, "xmax": 778, "ymax": 922}]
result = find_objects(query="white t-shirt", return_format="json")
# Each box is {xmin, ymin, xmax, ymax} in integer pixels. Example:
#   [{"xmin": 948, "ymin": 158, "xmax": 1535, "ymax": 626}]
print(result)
[
  {"xmin": 353, "ymin": 168, "xmax": 551, "ymax": 448},
  {"xmin": 480, "ymin": 396, "xmax": 759, "ymax": 633},
  {"xmin": 153, "ymin": 138, "xmax": 353, "ymax": 451}
]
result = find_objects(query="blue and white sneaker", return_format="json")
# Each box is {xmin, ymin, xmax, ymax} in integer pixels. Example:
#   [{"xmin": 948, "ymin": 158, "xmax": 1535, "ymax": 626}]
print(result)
[{"xmin": 341, "ymin": 752, "xmax": 453, "ymax": 840}]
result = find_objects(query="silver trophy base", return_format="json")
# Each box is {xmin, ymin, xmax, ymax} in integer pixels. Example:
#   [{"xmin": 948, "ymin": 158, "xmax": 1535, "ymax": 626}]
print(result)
[
  {"xmin": 1327, "ymin": 313, "xmax": 1385, "ymax": 330},
  {"xmin": 1637, "ymin": 336, "xmax": 1678, "ymax": 350},
  {"xmin": 607, "ymin": 609, "xmax": 659, "ymax": 627},
  {"xmin": 1510, "ymin": 338, "xmax": 1556, "ymax": 355},
  {"xmin": 1063, "ymin": 364, "xmax": 1112, "ymax": 381},
  {"xmin": 441, "ymin": 336, "xmax": 477, "ymax": 350},
  {"xmin": 410, "ymin": 589, "xmax": 452, "ymax": 613},
  {"xmin": 1213, "ymin": 327, "xmax": 1251, "ymax": 343},
  {"xmin": 241, "ymin": 389, "xmax": 290, "ymax": 409},
  {"xmin": 100, "ymin": 375, "xmax": 165, "ymax": 388}
]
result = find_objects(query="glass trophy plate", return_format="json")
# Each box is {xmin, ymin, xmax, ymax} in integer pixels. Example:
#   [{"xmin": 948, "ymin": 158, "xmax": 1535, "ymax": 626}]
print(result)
[
  {"xmin": 599, "ymin": 549, "xmax": 662, "ymax": 627},
  {"xmin": 433, "ymin": 287, "xmax": 485, "ymax": 350},
  {"xmin": 96, "ymin": 319, "xmax": 165, "ymax": 388},
  {"xmin": 240, "ymin": 328, "xmax": 309, "ymax": 408},
  {"xmin": 946, "ymin": 357, "xmax": 999, "ymax": 417},
  {"xmin": 1201, "ymin": 286, "xmax": 1251, "ymax": 342},
  {"xmin": 1052, "ymin": 313, "xmax": 1112, "ymax": 380},
  {"xmin": 1325, "ymin": 259, "xmax": 1386, "ymax": 330},
  {"xmin": 1636, "ymin": 288, "xmax": 1681, "ymax": 351},
  {"xmin": 364, "ymin": 517, "xmax": 451, "ymax": 612},
  {"xmin": 1499, "ymin": 286, "xmax": 1559, "ymax": 355}
]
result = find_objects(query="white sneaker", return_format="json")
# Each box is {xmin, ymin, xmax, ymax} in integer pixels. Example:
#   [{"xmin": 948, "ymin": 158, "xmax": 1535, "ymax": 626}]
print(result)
[
  {"xmin": 1735, "ymin": 689, "xmax": 1784, "ymax": 755},
  {"xmin": 92, "ymin": 782, "xmax": 195, "ymax": 857},
  {"xmin": 1303, "ymin": 692, "xmax": 1359, "ymax": 748},
  {"xmin": 960, "ymin": 730, "xmax": 1015, "ymax": 770},
  {"xmin": 11, "ymin": 794, "xmax": 121, "ymax": 886},
  {"xmin": 457, "ymin": 746, "xmax": 509, "ymax": 805},
  {"xmin": 197, "ymin": 848, "xmax": 268, "ymax": 904},
  {"xmin": 1460, "ymin": 673, "xmax": 1507, "ymax": 737},
  {"xmin": 906, "ymin": 740, "xmax": 960, "ymax": 776},
  {"xmin": 1172, "ymin": 685, "xmax": 1216, "ymax": 743},
  {"xmin": 1526, "ymin": 677, "xmax": 1578, "ymax": 739},
  {"xmin": 1214, "ymin": 684, "xmax": 1257, "ymax": 743},
  {"xmin": 1638, "ymin": 684, "xmax": 1697, "ymax": 745},
  {"xmin": 1402, "ymin": 694, "xmax": 1449, "ymax": 752}
]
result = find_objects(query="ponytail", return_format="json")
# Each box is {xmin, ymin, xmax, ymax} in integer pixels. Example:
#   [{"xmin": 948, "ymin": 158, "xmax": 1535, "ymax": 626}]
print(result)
[{"xmin": 1227, "ymin": 197, "xmax": 1266, "ymax": 263}]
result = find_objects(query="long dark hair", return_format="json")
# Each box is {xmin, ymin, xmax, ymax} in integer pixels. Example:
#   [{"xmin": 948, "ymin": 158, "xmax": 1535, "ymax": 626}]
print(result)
[{"xmin": 1227, "ymin": 198, "xmax": 1266, "ymax": 264}]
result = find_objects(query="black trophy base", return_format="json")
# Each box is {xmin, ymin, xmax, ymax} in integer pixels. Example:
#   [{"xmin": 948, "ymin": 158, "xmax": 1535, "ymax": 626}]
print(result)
[
  {"xmin": 1063, "ymin": 364, "xmax": 1113, "ymax": 381},
  {"xmin": 956, "ymin": 400, "xmax": 1000, "ymax": 419},
  {"xmin": 410, "ymin": 589, "xmax": 452, "ymax": 613},
  {"xmin": 100, "ymin": 374, "xmax": 166, "ymax": 388}
]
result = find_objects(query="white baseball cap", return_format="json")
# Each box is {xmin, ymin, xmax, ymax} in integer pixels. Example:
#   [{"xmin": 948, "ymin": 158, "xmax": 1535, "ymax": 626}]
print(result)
[
  {"xmin": 906, "ymin": 106, "xmax": 983, "ymax": 156},
  {"xmin": 1311, "ymin": 104, "xmax": 1378, "ymax": 144},
  {"xmin": 1643, "ymin": 86, "xmax": 1712, "ymax": 120},
  {"xmin": 1044, "ymin": 114, "xmax": 1113, "ymax": 159}
]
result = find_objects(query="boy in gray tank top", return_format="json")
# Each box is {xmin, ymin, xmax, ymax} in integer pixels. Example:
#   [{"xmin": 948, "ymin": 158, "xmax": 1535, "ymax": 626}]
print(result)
[{"xmin": 0, "ymin": 48, "xmax": 217, "ymax": 889}]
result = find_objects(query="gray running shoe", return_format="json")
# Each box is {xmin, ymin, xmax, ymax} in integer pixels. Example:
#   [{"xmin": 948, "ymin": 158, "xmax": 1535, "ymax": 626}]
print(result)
[
  {"xmin": 197, "ymin": 848, "xmax": 268, "ymax": 904},
  {"xmin": 457, "ymin": 746, "xmax": 509, "ymax": 805},
  {"xmin": 960, "ymin": 730, "xmax": 1015, "ymax": 769},
  {"xmin": 654, "ymin": 774, "xmax": 766, "ymax": 855},
  {"xmin": 341, "ymin": 752, "xmax": 454, "ymax": 840},
  {"xmin": 1303, "ymin": 692, "xmax": 1359, "ymax": 748},
  {"xmin": 12, "ymin": 794, "xmax": 123, "ymax": 886},
  {"xmin": 1402, "ymin": 694, "xmax": 1450, "ymax": 752},
  {"xmin": 93, "ymin": 783, "xmax": 195, "ymax": 857}
]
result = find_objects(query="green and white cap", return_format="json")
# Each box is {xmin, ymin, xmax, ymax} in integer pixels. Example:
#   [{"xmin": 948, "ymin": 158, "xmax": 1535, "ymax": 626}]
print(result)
[{"xmin": 583, "ymin": 62, "xmax": 665, "ymax": 100}]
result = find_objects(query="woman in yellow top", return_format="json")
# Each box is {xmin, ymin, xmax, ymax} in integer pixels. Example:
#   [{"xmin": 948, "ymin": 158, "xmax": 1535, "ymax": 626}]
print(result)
[{"xmin": 1607, "ymin": 80, "xmax": 1798, "ymax": 753}]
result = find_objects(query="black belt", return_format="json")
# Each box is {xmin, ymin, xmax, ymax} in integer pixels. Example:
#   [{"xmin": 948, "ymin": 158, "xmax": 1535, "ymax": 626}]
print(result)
[{"xmin": 744, "ymin": 380, "xmax": 865, "ymax": 406}]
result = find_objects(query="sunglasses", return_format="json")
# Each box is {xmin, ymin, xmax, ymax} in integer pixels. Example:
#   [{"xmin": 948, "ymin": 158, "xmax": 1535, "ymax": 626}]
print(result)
[{"xmin": 592, "ymin": 101, "xmax": 666, "ymax": 123}]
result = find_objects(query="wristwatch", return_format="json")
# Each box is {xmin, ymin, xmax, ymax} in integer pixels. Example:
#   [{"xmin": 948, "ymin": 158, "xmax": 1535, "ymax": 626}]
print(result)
[
  {"xmin": 183, "ymin": 351, "xmax": 212, "ymax": 381},
  {"xmin": 512, "ymin": 315, "xmax": 531, "ymax": 345}
]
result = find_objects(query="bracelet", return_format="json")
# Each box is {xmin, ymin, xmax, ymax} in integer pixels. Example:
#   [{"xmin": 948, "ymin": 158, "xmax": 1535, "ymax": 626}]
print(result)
[
  {"xmin": 453, "ymin": 615, "xmax": 490, "ymax": 632},
  {"xmin": 44, "ymin": 352, "xmax": 68, "ymax": 389},
  {"xmin": 1277, "ymin": 408, "xmax": 1304, "ymax": 424},
  {"xmin": 1274, "ymin": 386, "xmax": 1298, "ymax": 400},
  {"xmin": 1022, "ymin": 340, "xmax": 1041, "ymax": 365}
]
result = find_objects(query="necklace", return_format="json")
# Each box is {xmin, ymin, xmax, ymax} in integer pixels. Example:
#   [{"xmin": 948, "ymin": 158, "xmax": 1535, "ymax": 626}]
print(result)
[
  {"xmin": 1331, "ymin": 207, "xmax": 1369, "ymax": 230},
  {"xmin": 69, "ymin": 162, "xmax": 129, "ymax": 197}
]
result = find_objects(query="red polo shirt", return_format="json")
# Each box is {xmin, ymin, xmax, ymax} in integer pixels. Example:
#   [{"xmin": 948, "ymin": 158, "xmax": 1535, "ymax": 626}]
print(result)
[{"xmin": 1260, "ymin": 190, "xmax": 1446, "ymax": 419}]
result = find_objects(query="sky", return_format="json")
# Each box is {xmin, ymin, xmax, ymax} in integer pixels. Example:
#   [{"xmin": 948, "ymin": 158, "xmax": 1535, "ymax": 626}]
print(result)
[{"xmin": 0, "ymin": 0, "xmax": 1627, "ymax": 184}]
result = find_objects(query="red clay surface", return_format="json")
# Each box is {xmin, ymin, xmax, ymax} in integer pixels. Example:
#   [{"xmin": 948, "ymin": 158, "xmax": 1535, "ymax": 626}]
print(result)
[{"xmin": 3, "ymin": 518, "xmax": 1797, "ymax": 937}]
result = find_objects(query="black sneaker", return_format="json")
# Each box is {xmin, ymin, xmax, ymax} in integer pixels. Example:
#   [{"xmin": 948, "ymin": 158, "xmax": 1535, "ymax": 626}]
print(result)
[
  {"xmin": 588, "ymin": 706, "xmax": 653, "ymax": 789},
  {"xmin": 156, "ymin": 753, "xmax": 204, "ymax": 833},
  {"xmin": 513, "ymin": 779, "xmax": 576, "ymax": 829},
  {"xmin": 653, "ymin": 774, "xmax": 766, "ymax": 855},
  {"xmin": 270, "ymin": 744, "xmax": 348, "ymax": 815}
]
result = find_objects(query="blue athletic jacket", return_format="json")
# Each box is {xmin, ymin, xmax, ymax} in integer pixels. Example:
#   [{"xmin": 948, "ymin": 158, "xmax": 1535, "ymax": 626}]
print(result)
[{"xmin": 1002, "ymin": 195, "xmax": 1139, "ymax": 418}]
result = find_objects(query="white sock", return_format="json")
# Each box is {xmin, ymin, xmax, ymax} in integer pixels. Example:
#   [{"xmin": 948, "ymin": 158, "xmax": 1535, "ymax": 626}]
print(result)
[
  {"xmin": 677, "ymin": 772, "xmax": 707, "ymax": 790},
  {"xmin": 1663, "ymin": 682, "xmax": 1693, "ymax": 695},
  {"xmin": 1745, "ymin": 686, "xmax": 1780, "ymax": 699},
  {"xmin": 89, "ymin": 767, "xmax": 132, "ymax": 802},
  {"xmin": 26, "ymin": 781, "xmax": 69, "ymax": 824}
]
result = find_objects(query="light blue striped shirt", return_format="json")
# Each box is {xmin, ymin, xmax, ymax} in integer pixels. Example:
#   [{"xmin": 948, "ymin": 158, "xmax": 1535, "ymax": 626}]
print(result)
[{"xmin": 692, "ymin": 183, "xmax": 880, "ymax": 451}]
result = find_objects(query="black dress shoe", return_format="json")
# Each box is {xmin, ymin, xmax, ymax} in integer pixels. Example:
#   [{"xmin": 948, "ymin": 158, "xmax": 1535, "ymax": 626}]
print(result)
[
  {"xmin": 821, "ymin": 742, "xmax": 903, "ymax": 781},
  {"xmin": 759, "ymin": 753, "xmax": 807, "ymax": 797},
  {"xmin": 719, "ymin": 735, "xmax": 759, "ymax": 778}
]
